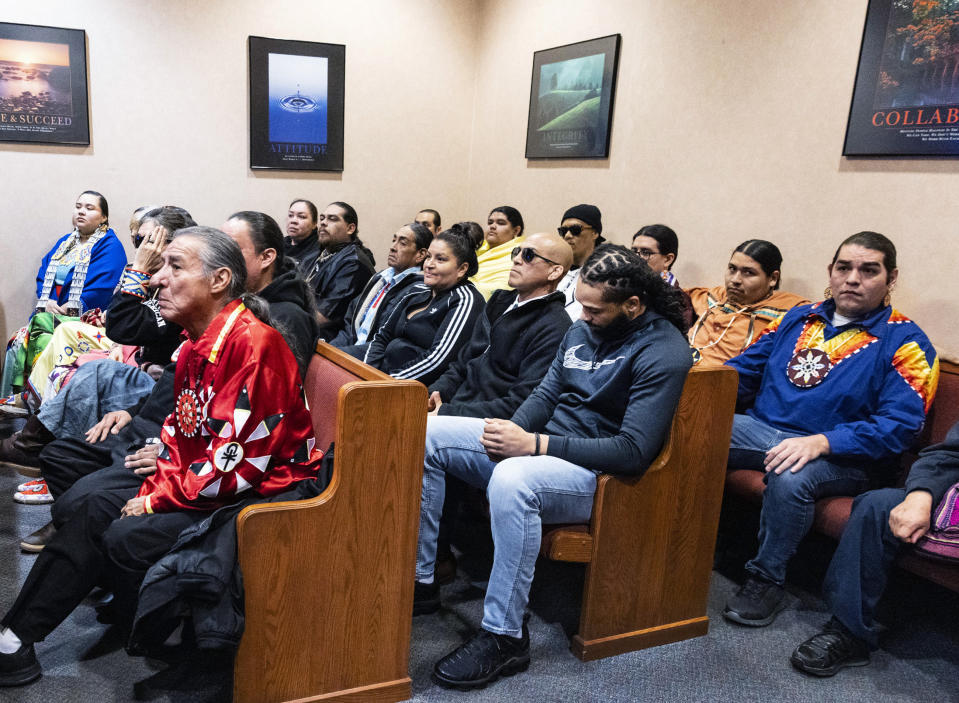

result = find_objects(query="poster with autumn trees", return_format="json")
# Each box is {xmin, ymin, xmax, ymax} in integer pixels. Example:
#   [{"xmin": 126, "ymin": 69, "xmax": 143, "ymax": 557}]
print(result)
[{"xmin": 845, "ymin": 0, "xmax": 959, "ymax": 155}]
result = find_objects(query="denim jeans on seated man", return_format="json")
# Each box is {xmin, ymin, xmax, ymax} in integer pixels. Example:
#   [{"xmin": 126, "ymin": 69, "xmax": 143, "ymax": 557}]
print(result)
[
  {"xmin": 37, "ymin": 358, "xmax": 155, "ymax": 440},
  {"xmin": 417, "ymin": 416, "xmax": 596, "ymax": 637},
  {"xmin": 729, "ymin": 413, "xmax": 872, "ymax": 586}
]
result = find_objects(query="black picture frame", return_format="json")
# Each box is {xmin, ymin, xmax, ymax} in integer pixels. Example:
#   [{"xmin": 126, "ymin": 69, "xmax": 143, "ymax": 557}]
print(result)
[
  {"xmin": 249, "ymin": 36, "xmax": 345, "ymax": 171},
  {"xmin": 0, "ymin": 22, "xmax": 89, "ymax": 145},
  {"xmin": 525, "ymin": 34, "xmax": 621, "ymax": 159},
  {"xmin": 844, "ymin": 1, "xmax": 959, "ymax": 156}
]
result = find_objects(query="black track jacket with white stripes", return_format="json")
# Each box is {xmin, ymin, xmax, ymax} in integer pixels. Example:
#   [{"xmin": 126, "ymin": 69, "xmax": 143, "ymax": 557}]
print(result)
[{"xmin": 362, "ymin": 280, "xmax": 485, "ymax": 386}]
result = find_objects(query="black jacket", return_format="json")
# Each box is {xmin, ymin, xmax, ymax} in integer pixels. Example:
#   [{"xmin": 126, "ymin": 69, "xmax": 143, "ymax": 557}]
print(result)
[
  {"xmin": 105, "ymin": 287, "xmax": 184, "ymax": 365},
  {"xmin": 905, "ymin": 420, "xmax": 959, "ymax": 505},
  {"xmin": 328, "ymin": 268, "xmax": 424, "ymax": 347},
  {"xmin": 353, "ymin": 280, "xmax": 485, "ymax": 387},
  {"xmin": 129, "ymin": 473, "xmax": 329, "ymax": 654},
  {"xmin": 430, "ymin": 289, "xmax": 572, "ymax": 418},
  {"xmin": 308, "ymin": 239, "xmax": 376, "ymax": 340},
  {"xmin": 284, "ymin": 231, "xmax": 321, "ymax": 278},
  {"xmin": 259, "ymin": 265, "xmax": 319, "ymax": 378}
]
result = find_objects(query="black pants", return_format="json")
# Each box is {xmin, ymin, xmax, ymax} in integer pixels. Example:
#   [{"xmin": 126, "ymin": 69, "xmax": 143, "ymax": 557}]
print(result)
[
  {"xmin": 52, "ymin": 461, "xmax": 146, "ymax": 528},
  {"xmin": 39, "ymin": 414, "xmax": 161, "ymax": 505},
  {"xmin": 2, "ymin": 485, "xmax": 204, "ymax": 645}
]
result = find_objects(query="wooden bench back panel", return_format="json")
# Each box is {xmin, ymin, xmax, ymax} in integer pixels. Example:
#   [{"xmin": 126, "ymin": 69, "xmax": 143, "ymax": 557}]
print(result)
[
  {"xmin": 234, "ymin": 344, "xmax": 427, "ymax": 703},
  {"xmin": 303, "ymin": 355, "xmax": 361, "ymax": 452},
  {"xmin": 577, "ymin": 365, "xmax": 738, "ymax": 645}
]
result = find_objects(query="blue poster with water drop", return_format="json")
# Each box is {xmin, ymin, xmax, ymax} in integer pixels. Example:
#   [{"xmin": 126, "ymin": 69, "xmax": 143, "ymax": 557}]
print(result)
[
  {"xmin": 249, "ymin": 36, "xmax": 345, "ymax": 171},
  {"xmin": 268, "ymin": 53, "xmax": 327, "ymax": 144}
]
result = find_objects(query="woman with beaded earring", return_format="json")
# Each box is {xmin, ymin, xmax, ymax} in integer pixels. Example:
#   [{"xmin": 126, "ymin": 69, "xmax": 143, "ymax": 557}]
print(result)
[{"xmin": 1, "ymin": 191, "xmax": 126, "ymax": 405}]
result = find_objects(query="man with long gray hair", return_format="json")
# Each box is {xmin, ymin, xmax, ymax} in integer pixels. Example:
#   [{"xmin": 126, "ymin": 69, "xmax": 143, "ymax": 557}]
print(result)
[{"xmin": 0, "ymin": 227, "xmax": 324, "ymax": 687}]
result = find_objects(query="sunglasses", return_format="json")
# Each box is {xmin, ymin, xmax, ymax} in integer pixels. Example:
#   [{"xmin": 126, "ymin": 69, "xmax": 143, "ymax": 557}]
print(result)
[
  {"xmin": 557, "ymin": 224, "xmax": 593, "ymax": 237},
  {"xmin": 512, "ymin": 246, "xmax": 561, "ymax": 266}
]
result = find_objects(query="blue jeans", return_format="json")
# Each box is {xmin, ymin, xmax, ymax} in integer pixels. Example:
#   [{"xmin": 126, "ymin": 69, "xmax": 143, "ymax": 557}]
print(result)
[
  {"xmin": 729, "ymin": 414, "xmax": 871, "ymax": 585},
  {"xmin": 823, "ymin": 488, "xmax": 905, "ymax": 648},
  {"xmin": 417, "ymin": 416, "xmax": 596, "ymax": 637},
  {"xmin": 38, "ymin": 359, "xmax": 155, "ymax": 440}
]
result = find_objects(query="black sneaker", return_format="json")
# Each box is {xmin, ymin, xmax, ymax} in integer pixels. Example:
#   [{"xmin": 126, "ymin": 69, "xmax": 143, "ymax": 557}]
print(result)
[
  {"xmin": 432, "ymin": 627, "xmax": 530, "ymax": 690},
  {"xmin": 723, "ymin": 575, "xmax": 786, "ymax": 626},
  {"xmin": 791, "ymin": 617, "xmax": 870, "ymax": 677},
  {"xmin": 412, "ymin": 580, "xmax": 440, "ymax": 616},
  {"xmin": 0, "ymin": 644, "xmax": 42, "ymax": 687}
]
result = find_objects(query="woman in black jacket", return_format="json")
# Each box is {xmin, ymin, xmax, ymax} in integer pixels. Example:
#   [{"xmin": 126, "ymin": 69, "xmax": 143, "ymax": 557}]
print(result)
[{"xmin": 359, "ymin": 225, "xmax": 485, "ymax": 387}]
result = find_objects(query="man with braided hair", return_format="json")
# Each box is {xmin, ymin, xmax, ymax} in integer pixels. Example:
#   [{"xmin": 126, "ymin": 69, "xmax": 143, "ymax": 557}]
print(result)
[{"xmin": 413, "ymin": 243, "xmax": 693, "ymax": 690}]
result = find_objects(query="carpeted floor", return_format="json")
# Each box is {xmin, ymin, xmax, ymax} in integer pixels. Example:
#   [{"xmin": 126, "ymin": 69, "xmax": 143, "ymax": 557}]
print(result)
[{"xmin": 1, "ymin": 416, "xmax": 957, "ymax": 702}]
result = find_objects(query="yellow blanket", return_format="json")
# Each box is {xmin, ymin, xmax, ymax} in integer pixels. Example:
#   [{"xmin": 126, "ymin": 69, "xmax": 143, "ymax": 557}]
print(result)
[{"xmin": 470, "ymin": 235, "xmax": 525, "ymax": 300}]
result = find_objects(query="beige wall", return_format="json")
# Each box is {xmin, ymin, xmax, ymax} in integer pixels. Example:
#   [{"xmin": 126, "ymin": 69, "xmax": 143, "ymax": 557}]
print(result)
[
  {"xmin": 467, "ymin": 0, "xmax": 959, "ymax": 358},
  {"xmin": 3, "ymin": 0, "xmax": 958, "ymax": 358},
  {"xmin": 0, "ymin": 0, "xmax": 481, "ymax": 341}
]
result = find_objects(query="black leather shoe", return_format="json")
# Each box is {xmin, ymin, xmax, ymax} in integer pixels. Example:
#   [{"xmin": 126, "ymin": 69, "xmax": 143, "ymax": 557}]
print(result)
[
  {"xmin": 723, "ymin": 575, "xmax": 786, "ymax": 626},
  {"xmin": 412, "ymin": 581, "xmax": 440, "ymax": 616},
  {"xmin": 20, "ymin": 521, "xmax": 56, "ymax": 553},
  {"xmin": 791, "ymin": 617, "xmax": 870, "ymax": 676},
  {"xmin": 0, "ymin": 436, "xmax": 41, "ymax": 478},
  {"xmin": 432, "ymin": 627, "xmax": 530, "ymax": 690},
  {"xmin": 0, "ymin": 644, "xmax": 42, "ymax": 687},
  {"xmin": 434, "ymin": 550, "xmax": 458, "ymax": 586}
]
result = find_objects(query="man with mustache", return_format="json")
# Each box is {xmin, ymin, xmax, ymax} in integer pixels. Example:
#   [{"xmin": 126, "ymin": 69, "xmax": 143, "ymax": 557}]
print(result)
[{"xmin": 722, "ymin": 232, "xmax": 938, "ymax": 632}]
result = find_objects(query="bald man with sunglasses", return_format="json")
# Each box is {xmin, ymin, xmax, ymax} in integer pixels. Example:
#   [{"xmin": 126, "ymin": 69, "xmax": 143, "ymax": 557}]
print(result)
[{"xmin": 428, "ymin": 232, "xmax": 573, "ymax": 419}]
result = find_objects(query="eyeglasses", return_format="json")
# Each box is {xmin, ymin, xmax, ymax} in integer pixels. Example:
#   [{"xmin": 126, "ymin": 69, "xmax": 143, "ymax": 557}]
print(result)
[
  {"xmin": 557, "ymin": 224, "xmax": 593, "ymax": 237},
  {"xmin": 512, "ymin": 246, "xmax": 561, "ymax": 266},
  {"xmin": 633, "ymin": 248, "xmax": 659, "ymax": 259}
]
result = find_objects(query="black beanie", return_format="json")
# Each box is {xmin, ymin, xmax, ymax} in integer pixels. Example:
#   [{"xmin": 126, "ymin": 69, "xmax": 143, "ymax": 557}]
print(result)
[{"xmin": 561, "ymin": 204, "xmax": 603, "ymax": 235}]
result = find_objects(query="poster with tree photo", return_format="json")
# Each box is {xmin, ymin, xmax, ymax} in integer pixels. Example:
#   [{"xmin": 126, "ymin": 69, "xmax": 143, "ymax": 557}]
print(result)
[{"xmin": 845, "ymin": 0, "xmax": 959, "ymax": 155}]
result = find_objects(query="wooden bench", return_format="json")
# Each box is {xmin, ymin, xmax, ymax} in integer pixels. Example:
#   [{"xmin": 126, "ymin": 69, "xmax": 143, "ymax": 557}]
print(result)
[
  {"xmin": 233, "ymin": 342, "xmax": 427, "ymax": 703},
  {"xmin": 724, "ymin": 358, "xmax": 959, "ymax": 593},
  {"xmin": 540, "ymin": 365, "xmax": 739, "ymax": 661}
]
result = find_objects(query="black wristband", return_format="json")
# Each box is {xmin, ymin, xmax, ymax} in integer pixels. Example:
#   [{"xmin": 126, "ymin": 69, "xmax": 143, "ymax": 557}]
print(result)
[{"xmin": 534, "ymin": 432, "xmax": 541, "ymax": 456}]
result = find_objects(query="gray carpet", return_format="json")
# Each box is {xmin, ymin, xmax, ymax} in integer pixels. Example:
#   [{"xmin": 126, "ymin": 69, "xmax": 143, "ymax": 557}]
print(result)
[{"xmin": 1, "ymin": 420, "xmax": 957, "ymax": 702}]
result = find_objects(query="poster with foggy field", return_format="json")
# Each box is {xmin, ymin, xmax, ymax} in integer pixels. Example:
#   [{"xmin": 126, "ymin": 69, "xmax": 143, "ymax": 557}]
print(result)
[
  {"xmin": 535, "ymin": 54, "xmax": 603, "ymax": 132},
  {"xmin": 525, "ymin": 34, "xmax": 620, "ymax": 159}
]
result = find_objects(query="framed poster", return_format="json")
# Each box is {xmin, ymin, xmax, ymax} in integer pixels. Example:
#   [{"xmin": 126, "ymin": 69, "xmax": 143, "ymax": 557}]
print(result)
[
  {"xmin": 525, "ymin": 34, "xmax": 621, "ymax": 159},
  {"xmin": 0, "ymin": 22, "xmax": 89, "ymax": 145},
  {"xmin": 845, "ymin": 0, "xmax": 959, "ymax": 156},
  {"xmin": 249, "ymin": 36, "xmax": 345, "ymax": 171}
]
